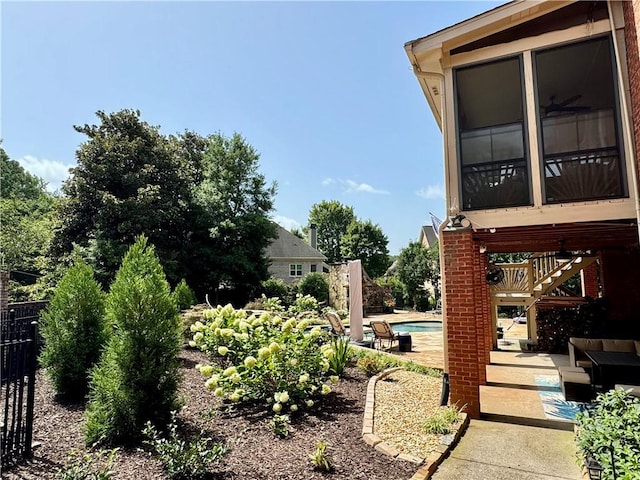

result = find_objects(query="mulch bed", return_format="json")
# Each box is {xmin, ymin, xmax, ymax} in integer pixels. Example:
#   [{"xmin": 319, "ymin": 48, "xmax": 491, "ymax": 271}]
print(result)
[{"xmin": 3, "ymin": 348, "xmax": 418, "ymax": 480}]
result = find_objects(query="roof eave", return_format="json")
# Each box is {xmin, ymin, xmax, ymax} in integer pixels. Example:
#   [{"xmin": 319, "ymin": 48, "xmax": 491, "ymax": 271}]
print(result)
[{"xmin": 404, "ymin": 0, "xmax": 577, "ymax": 127}]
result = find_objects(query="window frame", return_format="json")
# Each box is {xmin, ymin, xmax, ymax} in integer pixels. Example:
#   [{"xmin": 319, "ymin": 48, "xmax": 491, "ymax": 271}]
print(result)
[
  {"xmin": 453, "ymin": 54, "xmax": 533, "ymax": 211},
  {"xmin": 289, "ymin": 263, "xmax": 303, "ymax": 277},
  {"xmin": 532, "ymin": 34, "xmax": 628, "ymax": 204},
  {"xmin": 448, "ymin": 19, "xmax": 629, "ymax": 213}
]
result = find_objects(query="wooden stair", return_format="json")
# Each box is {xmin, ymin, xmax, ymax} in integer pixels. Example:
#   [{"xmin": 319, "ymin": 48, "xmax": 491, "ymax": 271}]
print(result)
[{"xmin": 491, "ymin": 253, "xmax": 597, "ymax": 310}]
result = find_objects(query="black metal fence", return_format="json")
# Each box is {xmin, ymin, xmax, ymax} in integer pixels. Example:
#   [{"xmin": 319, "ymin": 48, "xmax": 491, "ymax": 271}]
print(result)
[{"xmin": 1, "ymin": 303, "xmax": 45, "ymax": 468}]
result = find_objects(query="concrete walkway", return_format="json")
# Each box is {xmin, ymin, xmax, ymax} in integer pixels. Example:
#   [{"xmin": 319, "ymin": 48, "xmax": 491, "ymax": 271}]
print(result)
[{"xmin": 430, "ymin": 420, "xmax": 583, "ymax": 480}]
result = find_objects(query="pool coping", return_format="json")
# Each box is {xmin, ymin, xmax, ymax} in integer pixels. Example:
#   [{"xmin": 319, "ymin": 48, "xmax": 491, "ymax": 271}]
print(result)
[{"xmin": 362, "ymin": 367, "xmax": 469, "ymax": 480}]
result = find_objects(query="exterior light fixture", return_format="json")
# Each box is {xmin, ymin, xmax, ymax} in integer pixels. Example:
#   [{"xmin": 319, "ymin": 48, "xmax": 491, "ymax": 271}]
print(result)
[
  {"xmin": 555, "ymin": 240, "xmax": 573, "ymax": 263},
  {"xmin": 584, "ymin": 445, "xmax": 617, "ymax": 480},
  {"xmin": 584, "ymin": 457, "xmax": 603, "ymax": 480},
  {"xmin": 447, "ymin": 214, "xmax": 469, "ymax": 229}
]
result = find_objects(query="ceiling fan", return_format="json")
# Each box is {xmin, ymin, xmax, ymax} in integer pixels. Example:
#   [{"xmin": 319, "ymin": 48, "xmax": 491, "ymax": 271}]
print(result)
[
  {"xmin": 543, "ymin": 94, "xmax": 591, "ymax": 116},
  {"xmin": 534, "ymin": 240, "xmax": 576, "ymax": 263},
  {"xmin": 486, "ymin": 265, "xmax": 505, "ymax": 285}
]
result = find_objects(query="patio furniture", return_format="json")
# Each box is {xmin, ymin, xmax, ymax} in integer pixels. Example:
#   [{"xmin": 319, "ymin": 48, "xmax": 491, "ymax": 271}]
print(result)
[
  {"xmin": 324, "ymin": 311, "xmax": 372, "ymax": 338},
  {"xmin": 369, "ymin": 320, "xmax": 400, "ymax": 351},
  {"xmin": 558, "ymin": 366, "xmax": 593, "ymax": 402},
  {"xmin": 569, "ymin": 337, "xmax": 640, "ymax": 370},
  {"xmin": 585, "ymin": 350, "xmax": 640, "ymax": 391},
  {"xmin": 615, "ymin": 384, "xmax": 640, "ymax": 397},
  {"xmin": 398, "ymin": 333, "xmax": 412, "ymax": 352}
]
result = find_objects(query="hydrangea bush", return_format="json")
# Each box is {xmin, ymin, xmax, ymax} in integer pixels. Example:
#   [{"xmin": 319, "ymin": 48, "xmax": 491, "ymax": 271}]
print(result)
[
  {"xmin": 287, "ymin": 294, "xmax": 320, "ymax": 317},
  {"xmin": 190, "ymin": 304, "xmax": 339, "ymax": 414}
]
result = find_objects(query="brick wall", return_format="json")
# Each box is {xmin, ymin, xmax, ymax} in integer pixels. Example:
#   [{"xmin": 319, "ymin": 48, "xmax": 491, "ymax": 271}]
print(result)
[
  {"xmin": 441, "ymin": 229, "xmax": 491, "ymax": 418},
  {"xmin": 623, "ymin": 0, "xmax": 640, "ymax": 177},
  {"xmin": 600, "ymin": 248, "xmax": 640, "ymax": 333},
  {"xmin": 581, "ymin": 261, "xmax": 600, "ymax": 298}
]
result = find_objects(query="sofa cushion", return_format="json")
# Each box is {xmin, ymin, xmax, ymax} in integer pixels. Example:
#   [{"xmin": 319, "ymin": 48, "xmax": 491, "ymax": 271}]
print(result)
[
  {"xmin": 602, "ymin": 339, "xmax": 636, "ymax": 353},
  {"xmin": 561, "ymin": 370, "xmax": 591, "ymax": 384},
  {"xmin": 616, "ymin": 385, "xmax": 640, "ymax": 397},
  {"xmin": 570, "ymin": 337, "xmax": 603, "ymax": 352},
  {"xmin": 576, "ymin": 360, "xmax": 593, "ymax": 369}
]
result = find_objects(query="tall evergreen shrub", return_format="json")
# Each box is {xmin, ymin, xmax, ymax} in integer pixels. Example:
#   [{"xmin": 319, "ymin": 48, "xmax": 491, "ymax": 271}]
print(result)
[
  {"xmin": 39, "ymin": 259, "xmax": 107, "ymax": 401},
  {"xmin": 85, "ymin": 235, "xmax": 182, "ymax": 446},
  {"xmin": 172, "ymin": 278, "xmax": 197, "ymax": 310}
]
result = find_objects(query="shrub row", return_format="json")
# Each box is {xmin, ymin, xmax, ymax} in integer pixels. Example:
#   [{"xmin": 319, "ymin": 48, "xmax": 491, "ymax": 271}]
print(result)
[{"xmin": 40, "ymin": 236, "xmax": 190, "ymax": 447}]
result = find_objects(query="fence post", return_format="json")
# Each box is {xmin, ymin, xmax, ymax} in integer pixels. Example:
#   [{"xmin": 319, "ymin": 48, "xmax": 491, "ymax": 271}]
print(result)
[{"xmin": 24, "ymin": 321, "xmax": 37, "ymax": 458}]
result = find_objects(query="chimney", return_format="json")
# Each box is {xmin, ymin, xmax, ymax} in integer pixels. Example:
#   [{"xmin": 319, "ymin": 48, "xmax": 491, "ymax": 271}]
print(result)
[{"xmin": 309, "ymin": 224, "xmax": 317, "ymax": 249}]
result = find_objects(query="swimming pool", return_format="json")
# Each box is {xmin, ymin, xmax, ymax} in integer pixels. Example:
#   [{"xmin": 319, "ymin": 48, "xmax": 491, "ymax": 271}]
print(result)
[{"xmin": 390, "ymin": 321, "xmax": 442, "ymax": 333}]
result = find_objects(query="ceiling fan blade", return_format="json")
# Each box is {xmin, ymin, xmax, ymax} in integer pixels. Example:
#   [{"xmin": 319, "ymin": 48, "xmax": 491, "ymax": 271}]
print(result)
[{"xmin": 558, "ymin": 94, "xmax": 582, "ymax": 107}]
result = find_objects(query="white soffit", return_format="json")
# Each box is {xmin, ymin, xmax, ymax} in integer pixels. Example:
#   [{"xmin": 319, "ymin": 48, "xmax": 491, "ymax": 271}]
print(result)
[{"xmin": 404, "ymin": 0, "xmax": 577, "ymax": 128}]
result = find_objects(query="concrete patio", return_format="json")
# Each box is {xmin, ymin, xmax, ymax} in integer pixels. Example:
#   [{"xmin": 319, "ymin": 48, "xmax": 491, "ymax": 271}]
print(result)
[{"xmin": 364, "ymin": 311, "xmax": 580, "ymax": 429}]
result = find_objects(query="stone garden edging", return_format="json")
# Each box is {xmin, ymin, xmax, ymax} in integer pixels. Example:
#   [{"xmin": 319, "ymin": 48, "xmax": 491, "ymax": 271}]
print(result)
[{"xmin": 361, "ymin": 367, "xmax": 470, "ymax": 480}]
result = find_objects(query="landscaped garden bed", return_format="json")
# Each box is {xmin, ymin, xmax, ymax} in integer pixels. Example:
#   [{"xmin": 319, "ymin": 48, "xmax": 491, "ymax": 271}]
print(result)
[
  {"xmin": 4, "ymin": 237, "xmax": 452, "ymax": 480},
  {"xmin": 4, "ymin": 347, "xmax": 419, "ymax": 480}
]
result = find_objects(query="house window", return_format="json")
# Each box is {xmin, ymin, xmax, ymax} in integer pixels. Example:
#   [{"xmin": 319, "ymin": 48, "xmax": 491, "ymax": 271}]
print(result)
[
  {"xmin": 455, "ymin": 56, "xmax": 531, "ymax": 210},
  {"xmin": 310, "ymin": 264, "xmax": 317, "ymax": 273},
  {"xmin": 289, "ymin": 264, "xmax": 303, "ymax": 277},
  {"xmin": 534, "ymin": 36, "xmax": 626, "ymax": 203}
]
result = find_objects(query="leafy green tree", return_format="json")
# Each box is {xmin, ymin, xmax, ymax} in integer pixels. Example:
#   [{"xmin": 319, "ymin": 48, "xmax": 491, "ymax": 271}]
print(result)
[
  {"xmin": 39, "ymin": 258, "xmax": 107, "ymax": 401},
  {"xmin": 187, "ymin": 132, "xmax": 277, "ymax": 303},
  {"xmin": 297, "ymin": 272, "xmax": 329, "ymax": 304},
  {"xmin": 85, "ymin": 236, "xmax": 182, "ymax": 446},
  {"xmin": 340, "ymin": 220, "xmax": 390, "ymax": 278},
  {"xmin": 0, "ymin": 148, "xmax": 56, "ymax": 300},
  {"xmin": 47, "ymin": 111, "xmax": 276, "ymax": 302},
  {"xmin": 50, "ymin": 110, "xmax": 197, "ymax": 287},
  {"xmin": 290, "ymin": 227, "xmax": 305, "ymax": 240},
  {"xmin": 0, "ymin": 148, "xmax": 49, "ymax": 199},
  {"xmin": 376, "ymin": 276, "xmax": 406, "ymax": 309},
  {"xmin": 396, "ymin": 241, "xmax": 439, "ymax": 310},
  {"xmin": 307, "ymin": 201, "xmax": 355, "ymax": 263}
]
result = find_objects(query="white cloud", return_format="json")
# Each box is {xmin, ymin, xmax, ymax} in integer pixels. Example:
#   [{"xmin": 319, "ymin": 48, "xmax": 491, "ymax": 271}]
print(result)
[
  {"xmin": 323, "ymin": 177, "xmax": 389, "ymax": 195},
  {"xmin": 345, "ymin": 180, "xmax": 389, "ymax": 195},
  {"xmin": 416, "ymin": 185, "xmax": 445, "ymax": 200},
  {"xmin": 17, "ymin": 155, "xmax": 73, "ymax": 193},
  {"xmin": 321, "ymin": 178, "xmax": 335, "ymax": 186},
  {"xmin": 272, "ymin": 215, "xmax": 301, "ymax": 231}
]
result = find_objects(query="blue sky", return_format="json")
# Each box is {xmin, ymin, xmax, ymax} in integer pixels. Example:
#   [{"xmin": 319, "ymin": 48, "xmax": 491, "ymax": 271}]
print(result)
[{"xmin": 1, "ymin": 1, "xmax": 502, "ymax": 255}]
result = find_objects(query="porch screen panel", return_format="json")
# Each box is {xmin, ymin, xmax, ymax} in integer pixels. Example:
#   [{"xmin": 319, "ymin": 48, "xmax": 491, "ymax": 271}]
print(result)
[
  {"xmin": 455, "ymin": 57, "xmax": 530, "ymax": 210},
  {"xmin": 535, "ymin": 36, "xmax": 626, "ymax": 204}
]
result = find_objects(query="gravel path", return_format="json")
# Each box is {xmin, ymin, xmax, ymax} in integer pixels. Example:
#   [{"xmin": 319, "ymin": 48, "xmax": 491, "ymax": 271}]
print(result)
[{"xmin": 374, "ymin": 370, "xmax": 445, "ymax": 459}]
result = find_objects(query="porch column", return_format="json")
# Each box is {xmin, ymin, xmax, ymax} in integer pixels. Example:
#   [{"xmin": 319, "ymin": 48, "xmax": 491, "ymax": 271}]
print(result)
[
  {"xmin": 441, "ymin": 229, "xmax": 491, "ymax": 418},
  {"xmin": 581, "ymin": 261, "xmax": 599, "ymax": 298}
]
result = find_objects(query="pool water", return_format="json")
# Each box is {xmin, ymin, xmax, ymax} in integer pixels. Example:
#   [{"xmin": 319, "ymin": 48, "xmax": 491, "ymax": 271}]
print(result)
[{"xmin": 390, "ymin": 321, "xmax": 442, "ymax": 333}]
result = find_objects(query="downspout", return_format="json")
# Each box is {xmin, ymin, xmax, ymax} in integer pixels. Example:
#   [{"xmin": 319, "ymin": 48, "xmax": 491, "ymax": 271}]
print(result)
[
  {"xmin": 436, "ymin": 214, "xmax": 450, "ymax": 405},
  {"xmin": 410, "ymin": 60, "xmax": 452, "ymax": 404},
  {"xmin": 608, "ymin": 0, "xmax": 640, "ymax": 242}
]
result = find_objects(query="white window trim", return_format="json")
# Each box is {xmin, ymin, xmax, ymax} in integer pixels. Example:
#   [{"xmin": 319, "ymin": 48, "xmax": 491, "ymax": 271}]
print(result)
[
  {"xmin": 289, "ymin": 264, "xmax": 303, "ymax": 277},
  {"xmin": 442, "ymin": 17, "xmax": 637, "ymax": 227}
]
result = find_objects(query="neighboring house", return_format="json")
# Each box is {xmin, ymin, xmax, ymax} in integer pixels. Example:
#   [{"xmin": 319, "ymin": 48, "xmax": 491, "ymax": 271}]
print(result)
[
  {"xmin": 405, "ymin": 0, "xmax": 640, "ymax": 417},
  {"xmin": 419, "ymin": 224, "xmax": 438, "ymax": 249},
  {"xmin": 265, "ymin": 224, "xmax": 327, "ymax": 284}
]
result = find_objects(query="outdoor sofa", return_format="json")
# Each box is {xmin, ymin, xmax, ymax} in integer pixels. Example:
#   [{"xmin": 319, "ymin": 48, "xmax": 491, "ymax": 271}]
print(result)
[
  {"xmin": 559, "ymin": 337, "xmax": 640, "ymax": 402},
  {"xmin": 568, "ymin": 337, "xmax": 640, "ymax": 370}
]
